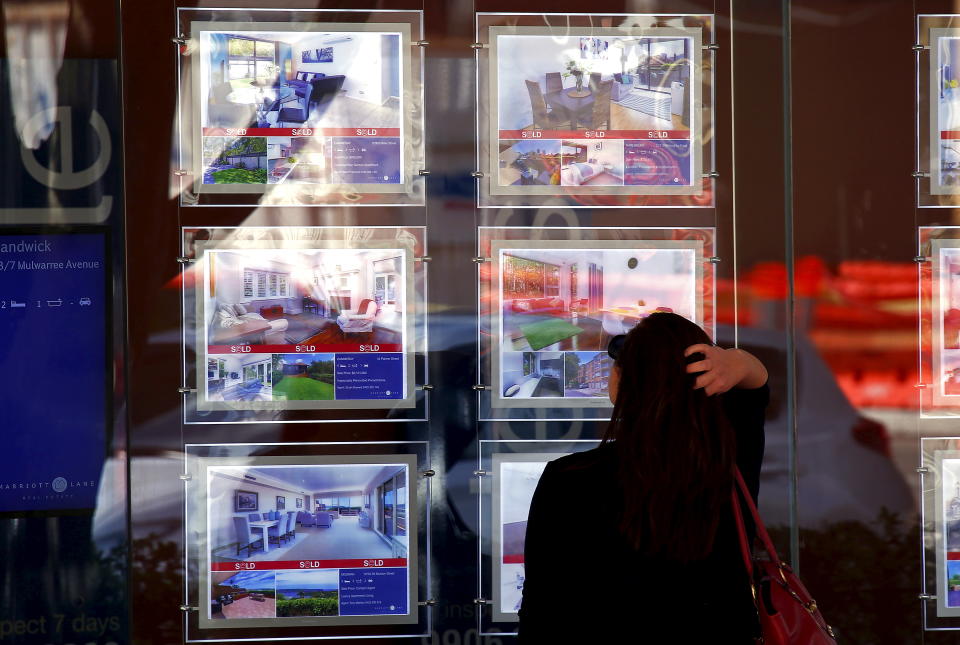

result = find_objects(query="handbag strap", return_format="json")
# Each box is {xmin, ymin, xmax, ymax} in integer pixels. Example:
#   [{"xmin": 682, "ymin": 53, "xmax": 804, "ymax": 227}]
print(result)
[
  {"xmin": 732, "ymin": 467, "xmax": 784, "ymax": 566},
  {"xmin": 730, "ymin": 481, "xmax": 754, "ymax": 577}
]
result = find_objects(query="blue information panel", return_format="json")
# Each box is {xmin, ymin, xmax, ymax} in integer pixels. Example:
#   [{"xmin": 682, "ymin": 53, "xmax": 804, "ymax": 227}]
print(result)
[
  {"xmin": 338, "ymin": 568, "xmax": 407, "ymax": 616},
  {"xmin": 330, "ymin": 138, "xmax": 401, "ymax": 184},
  {"xmin": 0, "ymin": 233, "xmax": 106, "ymax": 513},
  {"xmin": 334, "ymin": 354, "xmax": 404, "ymax": 400}
]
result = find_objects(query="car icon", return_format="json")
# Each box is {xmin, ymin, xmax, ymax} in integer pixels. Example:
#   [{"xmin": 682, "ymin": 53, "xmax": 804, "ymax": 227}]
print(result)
[{"xmin": 79, "ymin": 297, "xmax": 92, "ymax": 306}]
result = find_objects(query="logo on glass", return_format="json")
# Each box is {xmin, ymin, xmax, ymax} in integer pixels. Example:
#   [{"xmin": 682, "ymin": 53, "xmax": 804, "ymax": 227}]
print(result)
[{"xmin": 52, "ymin": 477, "xmax": 67, "ymax": 493}]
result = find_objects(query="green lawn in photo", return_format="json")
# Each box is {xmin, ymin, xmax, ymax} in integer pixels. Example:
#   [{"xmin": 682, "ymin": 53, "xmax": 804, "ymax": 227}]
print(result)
[
  {"xmin": 276, "ymin": 591, "xmax": 338, "ymax": 617},
  {"xmin": 519, "ymin": 317, "xmax": 584, "ymax": 350},
  {"xmin": 212, "ymin": 168, "xmax": 267, "ymax": 184},
  {"xmin": 272, "ymin": 377, "xmax": 334, "ymax": 401}
]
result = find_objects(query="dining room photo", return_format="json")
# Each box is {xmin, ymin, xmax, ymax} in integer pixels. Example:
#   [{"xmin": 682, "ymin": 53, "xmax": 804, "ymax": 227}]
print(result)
[
  {"xmin": 205, "ymin": 462, "xmax": 410, "ymax": 566},
  {"xmin": 495, "ymin": 31, "xmax": 694, "ymax": 135}
]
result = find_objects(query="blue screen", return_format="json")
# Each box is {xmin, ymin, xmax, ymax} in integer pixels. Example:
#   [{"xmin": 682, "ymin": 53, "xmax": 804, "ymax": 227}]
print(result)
[{"xmin": 0, "ymin": 233, "xmax": 106, "ymax": 512}]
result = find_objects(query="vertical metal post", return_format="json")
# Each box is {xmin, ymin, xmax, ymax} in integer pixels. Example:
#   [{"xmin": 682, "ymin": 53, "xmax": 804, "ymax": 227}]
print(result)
[{"xmin": 781, "ymin": 0, "xmax": 801, "ymax": 572}]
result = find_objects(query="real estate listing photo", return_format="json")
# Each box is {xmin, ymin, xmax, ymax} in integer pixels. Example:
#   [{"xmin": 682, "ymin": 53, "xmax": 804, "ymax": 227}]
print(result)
[
  {"xmin": 199, "ymin": 28, "xmax": 402, "ymax": 132},
  {"xmin": 499, "ymin": 247, "xmax": 698, "ymax": 356},
  {"xmin": 497, "ymin": 459, "xmax": 552, "ymax": 616},
  {"xmin": 560, "ymin": 139, "xmax": 624, "ymax": 186},
  {"xmin": 204, "ymin": 248, "xmax": 405, "ymax": 350},
  {"xmin": 206, "ymin": 463, "xmax": 410, "ymax": 565},
  {"xmin": 496, "ymin": 33, "xmax": 693, "ymax": 134},
  {"xmin": 210, "ymin": 570, "xmax": 278, "ymax": 620}
]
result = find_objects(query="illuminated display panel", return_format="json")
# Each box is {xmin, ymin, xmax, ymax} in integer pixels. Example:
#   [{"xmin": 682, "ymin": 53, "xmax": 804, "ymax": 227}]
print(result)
[
  {"xmin": 188, "ymin": 20, "xmax": 414, "ymax": 200},
  {"xmin": 490, "ymin": 455, "xmax": 560, "ymax": 622},
  {"xmin": 0, "ymin": 233, "xmax": 107, "ymax": 513},
  {"xmin": 195, "ymin": 455, "xmax": 418, "ymax": 629},
  {"xmin": 935, "ymin": 451, "xmax": 960, "ymax": 618},
  {"xmin": 488, "ymin": 26, "xmax": 702, "ymax": 198},
  {"xmin": 490, "ymin": 239, "xmax": 704, "ymax": 409},
  {"xmin": 194, "ymin": 238, "xmax": 416, "ymax": 412},
  {"xmin": 931, "ymin": 29, "xmax": 960, "ymax": 196}
]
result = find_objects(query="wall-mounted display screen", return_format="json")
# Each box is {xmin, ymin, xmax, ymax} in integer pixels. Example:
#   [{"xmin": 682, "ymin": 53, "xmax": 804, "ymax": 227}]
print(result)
[
  {"xmin": 195, "ymin": 240, "xmax": 416, "ymax": 411},
  {"xmin": 190, "ymin": 21, "xmax": 409, "ymax": 195},
  {"xmin": 488, "ymin": 26, "xmax": 701, "ymax": 197},
  {"xmin": 490, "ymin": 454, "xmax": 563, "ymax": 622},
  {"xmin": 931, "ymin": 29, "xmax": 960, "ymax": 195},
  {"xmin": 0, "ymin": 233, "xmax": 107, "ymax": 513},
  {"xmin": 491, "ymin": 239, "xmax": 704, "ymax": 408},
  {"xmin": 196, "ymin": 455, "xmax": 418, "ymax": 628}
]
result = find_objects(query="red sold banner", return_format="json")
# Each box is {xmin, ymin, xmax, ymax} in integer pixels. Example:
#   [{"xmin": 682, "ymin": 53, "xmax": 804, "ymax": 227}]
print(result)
[
  {"xmin": 203, "ymin": 127, "xmax": 401, "ymax": 137},
  {"xmin": 211, "ymin": 558, "xmax": 407, "ymax": 571},
  {"xmin": 498, "ymin": 129, "xmax": 690, "ymax": 140},
  {"xmin": 207, "ymin": 344, "xmax": 403, "ymax": 354}
]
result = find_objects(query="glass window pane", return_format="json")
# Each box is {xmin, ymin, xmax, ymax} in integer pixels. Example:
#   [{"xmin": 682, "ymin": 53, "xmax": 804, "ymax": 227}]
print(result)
[{"xmin": 396, "ymin": 471, "xmax": 407, "ymax": 537}]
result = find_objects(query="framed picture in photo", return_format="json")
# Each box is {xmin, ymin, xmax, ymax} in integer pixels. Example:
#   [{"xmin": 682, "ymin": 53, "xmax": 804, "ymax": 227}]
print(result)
[
  {"xmin": 235, "ymin": 489, "xmax": 258, "ymax": 512},
  {"xmin": 296, "ymin": 498, "xmax": 303, "ymax": 508},
  {"xmin": 277, "ymin": 496, "xmax": 286, "ymax": 510}
]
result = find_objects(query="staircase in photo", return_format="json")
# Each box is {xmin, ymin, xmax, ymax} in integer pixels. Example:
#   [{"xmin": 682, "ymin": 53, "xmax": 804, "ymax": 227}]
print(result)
[{"xmin": 614, "ymin": 88, "xmax": 672, "ymax": 122}]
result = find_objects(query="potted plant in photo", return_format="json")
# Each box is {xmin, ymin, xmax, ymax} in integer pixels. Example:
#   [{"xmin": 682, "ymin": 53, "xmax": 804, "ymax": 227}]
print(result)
[{"xmin": 563, "ymin": 60, "xmax": 587, "ymax": 93}]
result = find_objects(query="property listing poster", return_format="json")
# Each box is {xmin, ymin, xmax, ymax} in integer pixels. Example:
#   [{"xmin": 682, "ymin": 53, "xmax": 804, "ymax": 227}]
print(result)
[
  {"xmin": 489, "ymin": 26, "xmax": 701, "ymax": 196},
  {"xmin": 936, "ymin": 452, "xmax": 960, "ymax": 617},
  {"xmin": 191, "ymin": 22, "xmax": 407, "ymax": 194},
  {"xmin": 933, "ymin": 240, "xmax": 960, "ymax": 407},
  {"xmin": 491, "ymin": 454, "xmax": 565, "ymax": 623},
  {"xmin": 491, "ymin": 239, "xmax": 703, "ymax": 408},
  {"xmin": 932, "ymin": 29, "xmax": 960, "ymax": 195},
  {"xmin": 197, "ymin": 457, "xmax": 417, "ymax": 628},
  {"xmin": 197, "ymin": 242, "xmax": 414, "ymax": 411}
]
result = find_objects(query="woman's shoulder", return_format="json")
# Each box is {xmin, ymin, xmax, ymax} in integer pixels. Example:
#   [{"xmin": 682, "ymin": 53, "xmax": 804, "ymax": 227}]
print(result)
[{"xmin": 545, "ymin": 442, "xmax": 618, "ymax": 477}]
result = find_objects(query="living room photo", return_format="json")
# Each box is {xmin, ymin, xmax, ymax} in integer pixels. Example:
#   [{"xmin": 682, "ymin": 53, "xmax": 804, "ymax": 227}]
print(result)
[
  {"xmin": 199, "ymin": 27, "xmax": 402, "ymax": 131},
  {"xmin": 206, "ymin": 463, "xmax": 409, "ymax": 565},
  {"xmin": 496, "ymin": 32, "xmax": 693, "ymax": 134},
  {"xmin": 498, "ymin": 247, "xmax": 698, "ymax": 356},
  {"xmin": 203, "ymin": 248, "xmax": 405, "ymax": 351}
]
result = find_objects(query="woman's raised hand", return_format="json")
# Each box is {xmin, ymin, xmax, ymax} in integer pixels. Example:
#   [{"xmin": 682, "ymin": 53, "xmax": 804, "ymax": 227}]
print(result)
[{"xmin": 684, "ymin": 344, "xmax": 768, "ymax": 395}]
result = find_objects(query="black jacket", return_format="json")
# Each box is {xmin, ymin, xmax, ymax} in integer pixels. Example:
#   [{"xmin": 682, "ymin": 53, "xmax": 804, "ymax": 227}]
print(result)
[{"xmin": 518, "ymin": 385, "xmax": 769, "ymax": 644}]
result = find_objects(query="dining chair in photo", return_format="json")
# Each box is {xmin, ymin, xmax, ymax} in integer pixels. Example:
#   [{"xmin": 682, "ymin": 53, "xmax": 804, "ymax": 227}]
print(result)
[
  {"xmin": 285, "ymin": 511, "xmax": 297, "ymax": 541},
  {"xmin": 589, "ymin": 72, "xmax": 602, "ymax": 92},
  {"xmin": 267, "ymin": 516, "xmax": 286, "ymax": 546},
  {"xmin": 233, "ymin": 516, "xmax": 265, "ymax": 558},
  {"xmin": 545, "ymin": 72, "xmax": 563, "ymax": 94},
  {"xmin": 588, "ymin": 80, "xmax": 613, "ymax": 130},
  {"xmin": 526, "ymin": 79, "xmax": 569, "ymax": 130}
]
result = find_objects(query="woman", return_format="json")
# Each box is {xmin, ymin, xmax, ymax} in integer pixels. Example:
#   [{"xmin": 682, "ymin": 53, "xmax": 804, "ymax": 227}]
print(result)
[{"xmin": 518, "ymin": 313, "xmax": 769, "ymax": 643}]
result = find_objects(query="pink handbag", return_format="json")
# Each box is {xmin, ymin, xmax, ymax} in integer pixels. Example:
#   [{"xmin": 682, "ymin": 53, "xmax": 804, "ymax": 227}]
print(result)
[{"xmin": 731, "ymin": 469, "xmax": 838, "ymax": 645}]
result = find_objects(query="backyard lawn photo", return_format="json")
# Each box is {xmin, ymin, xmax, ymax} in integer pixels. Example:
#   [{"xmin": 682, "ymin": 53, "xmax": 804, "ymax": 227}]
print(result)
[
  {"xmin": 271, "ymin": 354, "xmax": 335, "ymax": 401},
  {"xmin": 276, "ymin": 570, "xmax": 339, "ymax": 617},
  {"xmin": 203, "ymin": 137, "xmax": 268, "ymax": 184}
]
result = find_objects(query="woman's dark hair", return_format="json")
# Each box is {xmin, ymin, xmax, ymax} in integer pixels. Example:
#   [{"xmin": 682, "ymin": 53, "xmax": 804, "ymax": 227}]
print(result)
[{"xmin": 603, "ymin": 312, "xmax": 735, "ymax": 563}]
